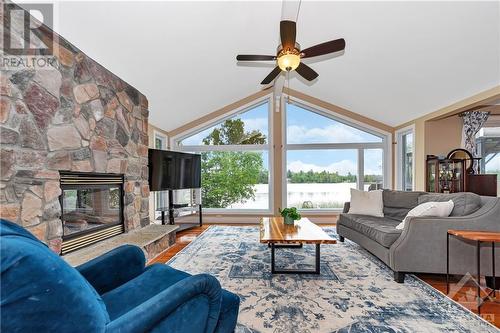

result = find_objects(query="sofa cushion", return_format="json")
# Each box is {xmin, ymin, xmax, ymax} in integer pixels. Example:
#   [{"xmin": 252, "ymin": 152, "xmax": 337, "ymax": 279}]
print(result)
[
  {"xmin": 396, "ymin": 200, "xmax": 454, "ymax": 230},
  {"xmin": 382, "ymin": 190, "xmax": 425, "ymax": 221},
  {"xmin": 338, "ymin": 214, "xmax": 402, "ymax": 247},
  {"xmin": 418, "ymin": 192, "xmax": 482, "ymax": 217},
  {"xmin": 348, "ymin": 189, "xmax": 384, "ymax": 217}
]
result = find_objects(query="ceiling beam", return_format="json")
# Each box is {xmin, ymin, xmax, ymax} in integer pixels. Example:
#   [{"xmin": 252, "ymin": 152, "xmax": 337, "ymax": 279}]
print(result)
[
  {"xmin": 285, "ymin": 88, "xmax": 394, "ymax": 133},
  {"xmin": 396, "ymin": 85, "xmax": 500, "ymax": 127}
]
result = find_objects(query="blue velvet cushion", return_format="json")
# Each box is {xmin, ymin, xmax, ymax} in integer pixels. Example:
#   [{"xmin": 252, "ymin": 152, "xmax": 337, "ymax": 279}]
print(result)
[
  {"xmin": 103, "ymin": 264, "xmax": 222, "ymax": 333},
  {"xmin": 105, "ymin": 271, "xmax": 223, "ymax": 333},
  {"xmin": 0, "ymin": 219, "xmax": 109, "ymax": 332},
  {"xmin": 77, "ymin": 244, "xmax": 147, "ymax": 295},
  {"xmin": 102, "ymin": 264, "xmax": 191, "ymax": 320},
  {"xmin": 214, "ymin": 290, "xmax": 240, "ymax": 333}
]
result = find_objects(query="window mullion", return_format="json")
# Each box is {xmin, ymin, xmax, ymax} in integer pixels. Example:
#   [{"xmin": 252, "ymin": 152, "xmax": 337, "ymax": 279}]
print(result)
[
  {"xmin": 286, "ymin": 143, "xmax": 384, "ymax": 150},
  {"xmin": 178, "ymin": 144, "xmax": 269, "ymax": 152},
  {"xmin": 357, "ymin": 148, "xmax": 364, "ymax": 190}
]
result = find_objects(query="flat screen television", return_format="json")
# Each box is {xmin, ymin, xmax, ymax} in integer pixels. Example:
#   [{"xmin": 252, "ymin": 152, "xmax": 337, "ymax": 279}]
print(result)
[{"xmin": 148, "ymin": 149, "xmax": 201, "ymax": 191}]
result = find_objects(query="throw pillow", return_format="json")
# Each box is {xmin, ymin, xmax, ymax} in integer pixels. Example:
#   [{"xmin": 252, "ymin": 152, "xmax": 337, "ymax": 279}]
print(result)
[
  {"xmin": 348, "ymin": 189, "xmax": 384, "ymax": 217},
  {"xmin": 396, "ymin": 200, "xmax": 454, "ymax": 230}
]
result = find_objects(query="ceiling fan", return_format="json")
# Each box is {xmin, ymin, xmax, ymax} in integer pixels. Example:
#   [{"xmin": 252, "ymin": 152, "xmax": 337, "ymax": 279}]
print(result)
[{"xmin": 236, "ymin": 20, "xmax": 346, "ymax": 87}]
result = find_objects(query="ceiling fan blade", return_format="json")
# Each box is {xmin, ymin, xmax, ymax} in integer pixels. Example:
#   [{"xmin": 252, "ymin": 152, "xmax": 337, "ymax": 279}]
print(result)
[
  {"xmin": 280, "ymin": 20, "xmax": 296, "ymax": 50},
  {"xmin": 236, "ymin": 55, "xmax": 276, "ymax": 61},
  {"xmin": 301, "ymin": 38, "xmax": 346, "ymax": 58},
  {"xmin": 261, "ymin": 66, "xmax": 282, "ymax": 85},
  {"xmin": 296, "ymin": 62, "xmax": 318, "ymax": 81}
]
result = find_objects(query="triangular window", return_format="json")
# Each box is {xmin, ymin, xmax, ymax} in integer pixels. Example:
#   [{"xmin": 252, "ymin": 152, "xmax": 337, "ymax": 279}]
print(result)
[
  {"xmin": 180, "ymin": 102, "xmax": 269, "ymax": 146},
  {"xmin": 286, "ymin": 103, "xmax": 382, "ymax": 144}
]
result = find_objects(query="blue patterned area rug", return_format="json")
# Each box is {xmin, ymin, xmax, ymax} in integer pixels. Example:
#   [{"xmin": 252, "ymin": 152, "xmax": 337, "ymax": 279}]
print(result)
[{"xmin": 168, "ymin": 226, "xmax": 498, "ymax": 332}]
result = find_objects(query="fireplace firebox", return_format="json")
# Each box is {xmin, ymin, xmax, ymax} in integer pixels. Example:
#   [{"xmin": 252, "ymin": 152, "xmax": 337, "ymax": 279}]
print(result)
[{"xmin": 60, "ymin": 171, "xmax": 125, "ymax": 254}]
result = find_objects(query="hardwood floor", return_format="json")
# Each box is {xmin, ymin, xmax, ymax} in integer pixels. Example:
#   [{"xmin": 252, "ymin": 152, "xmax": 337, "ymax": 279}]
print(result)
[
  {"xmin": 149, "ymin": 225, "xmax": 209, "ymax": 264},
  {"xmin": 149, "ymin": 224, "xmax": 500, "ymax": 328},
  {"xmin": 418, "ymin": 274, "xmax": 500, "ymax": 327}
]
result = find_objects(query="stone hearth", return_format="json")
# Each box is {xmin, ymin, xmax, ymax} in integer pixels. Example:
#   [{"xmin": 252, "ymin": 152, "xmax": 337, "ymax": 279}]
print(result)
[
  {"xmin": 63, "ymin": 224, "xmax": 178, "ymax": 266},
  {"xmin": 0, "ymin": 4, "xmax": 150, "ymax": 253}
]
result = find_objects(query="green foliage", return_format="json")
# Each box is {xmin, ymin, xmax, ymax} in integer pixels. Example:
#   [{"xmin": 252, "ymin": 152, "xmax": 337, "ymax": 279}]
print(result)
[
  {"xmin": 285, "ymin": 170, "xmax": 382, "ymax": 184},
  {"xmin": 202, "ymin": 118, "xmax": 266, "ymax": 145},
  {"xmin": 201, "ymin": 151, "xmax": 264, "ymax": 208},
  {"xmin": 364, "ymin": 174, "xmax": 383, "ymax": 183},
  {"xmin": 201, "ymin": 118, "xmax": 267, "ymax": 208},
  {"xmin": 257, "ymin": 170, "xmax": 270, "ymax": 184},
  {"xmin": 279, "ymin": 207, "xmax": 301, "ymax": 220},
  {"xmin": 286, "ymin": 170, "xmax": 357, "ymax": 183}
]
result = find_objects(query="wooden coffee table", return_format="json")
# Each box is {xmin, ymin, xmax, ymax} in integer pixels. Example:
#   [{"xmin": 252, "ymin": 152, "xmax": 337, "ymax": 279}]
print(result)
[
  {"xmin": 447, "ymin": 229, "xmax": 500, "ymax": 314},
  {"xmin": 260, "ymin": 217, "xmax": 336, "ymax": 274}
]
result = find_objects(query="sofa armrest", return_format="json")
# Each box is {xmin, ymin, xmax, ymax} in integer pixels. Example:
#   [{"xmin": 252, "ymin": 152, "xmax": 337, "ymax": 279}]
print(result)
[
  {"xmin": 389, "ymin": 198, "xmax": 500, "ymax": 272},
  {"xmin": 76, "ymin": 245, "xmax": 145, "ymax": 294},
  {"xmin": 106, "ymin": 274, "xmax": 222, "ymax": 333},
  {"xmin": 342, "ymin": 202, "xmax": 350, "ymax": 214}
]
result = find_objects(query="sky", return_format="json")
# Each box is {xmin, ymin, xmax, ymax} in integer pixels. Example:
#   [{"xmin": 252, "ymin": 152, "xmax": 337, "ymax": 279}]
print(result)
[
  {"xmin": 180, "ymin": 102, "xmax": 269, "ymax": 146},
  {"xmin": 285, "ymin": 103, "xmax": 383, "ymax": 175},
  {"xmin": 486, "ymin": 153, "xmax": 500, "ymax": 172},
  {"xmin": 181, "ymin": 102, "xmax": 384, "ymax": 175}
]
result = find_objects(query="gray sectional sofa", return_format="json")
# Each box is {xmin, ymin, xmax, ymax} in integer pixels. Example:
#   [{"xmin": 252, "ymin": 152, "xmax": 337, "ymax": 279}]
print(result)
[{"xmin": 337, "ymin": 190, "xmax": 500, "ymax": 283}]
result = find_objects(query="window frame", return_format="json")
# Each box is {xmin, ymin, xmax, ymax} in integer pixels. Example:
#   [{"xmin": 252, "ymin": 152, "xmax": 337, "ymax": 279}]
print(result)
[
  {"xmin": 171, "ymin": 95, "xmax": 274, "ymax": 214},
  {"xmin": 475, "ymin": 121, "xmax": 500, "ymax": 197},
  {"xmin": 282, "ymin": 98, "xmax": 392, "ymax": 213},
  {"xmin": 395, "ymin": 124, "xmax": 415, "ymax": 191},
  {"xmin": 153, "ymin": 131, "xmax": 168, "ymax": 219},
  {"xmin": 154, "ymin": 131, "xmax": 167, "ymax": 150}
]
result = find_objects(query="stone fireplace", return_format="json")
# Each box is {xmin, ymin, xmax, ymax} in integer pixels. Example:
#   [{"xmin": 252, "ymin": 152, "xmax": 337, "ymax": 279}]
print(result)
[{"xmin": 0, "ymin": 4, "xmax": 151, "ymax": 253}]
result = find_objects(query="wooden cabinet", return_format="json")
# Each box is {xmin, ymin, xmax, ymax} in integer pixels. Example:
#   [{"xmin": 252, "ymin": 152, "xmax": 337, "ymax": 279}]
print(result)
[
  {"xmin": 426, "ymin": 156, "xmax": 498, "ymax": 196},
  {"xmin": 426, "ymin": 158, "xmax": 465, "ymax": 193},
  {"xmin": 467, "ymin": 174, "xmax": 498, "ymax": 197}
]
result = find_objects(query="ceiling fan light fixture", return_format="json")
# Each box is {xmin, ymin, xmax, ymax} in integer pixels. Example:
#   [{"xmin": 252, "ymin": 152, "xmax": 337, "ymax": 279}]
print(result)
[{"xmin": 277, "ymin": 49, "xmax": 300, "ymax": 72}]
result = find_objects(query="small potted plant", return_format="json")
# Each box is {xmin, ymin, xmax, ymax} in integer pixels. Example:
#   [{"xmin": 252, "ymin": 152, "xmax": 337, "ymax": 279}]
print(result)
[{"xmin": 279, "ymin": 207, "xmax": 301, "ymax": 225}]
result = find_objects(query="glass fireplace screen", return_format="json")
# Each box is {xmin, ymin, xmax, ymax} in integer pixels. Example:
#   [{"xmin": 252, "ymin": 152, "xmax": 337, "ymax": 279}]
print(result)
[{"xmin": 62, "ymin": 186, "xmax": 122, "ymax": 237}]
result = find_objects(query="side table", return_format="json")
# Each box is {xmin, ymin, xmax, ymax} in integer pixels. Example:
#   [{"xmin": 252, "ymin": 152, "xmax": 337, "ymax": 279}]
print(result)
[{"xmin": 447, "ymin": 229, "xmax": 500, "ymax": 314}]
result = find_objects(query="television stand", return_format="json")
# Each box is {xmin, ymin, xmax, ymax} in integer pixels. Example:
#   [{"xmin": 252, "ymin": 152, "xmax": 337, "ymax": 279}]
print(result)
[{"xmin": 156, "ymin": 189, "xmax": 202, "ymax": 231}]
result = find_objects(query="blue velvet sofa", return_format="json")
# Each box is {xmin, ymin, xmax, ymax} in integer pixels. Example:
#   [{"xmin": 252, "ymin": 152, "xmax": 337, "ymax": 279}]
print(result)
[{"xmin": 0, "ymin": 219, "xmax": 239, "ymax": 333}]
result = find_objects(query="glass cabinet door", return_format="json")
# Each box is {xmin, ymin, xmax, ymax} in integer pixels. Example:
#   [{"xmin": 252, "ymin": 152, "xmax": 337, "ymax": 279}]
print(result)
[{"xmin": 427, "ymin": 160, "xmax": 437, "ymax": 192}]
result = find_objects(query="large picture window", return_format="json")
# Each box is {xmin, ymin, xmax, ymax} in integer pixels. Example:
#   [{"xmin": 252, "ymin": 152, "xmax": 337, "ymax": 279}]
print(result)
[
  {"xmin": 286, "ymin": 149, "xmax": 358, "ymax": 209},
  {"xmin": 476, "ymin": 117, "xmax": 500, "ymax": 197},
  {"xmin": 396, "ymin": 127, "xmax": 414, "ymax": 191},
  {"xmin": 176, "ymin": 99, "xmax": 271, "ymax": 211},
  {"xmin": 173, "ymin": 95, "xmax": 390, "ymax": 213},
  {"xmin": 284, "ymin": 101, "xmax": 388, "ymax": 211}
]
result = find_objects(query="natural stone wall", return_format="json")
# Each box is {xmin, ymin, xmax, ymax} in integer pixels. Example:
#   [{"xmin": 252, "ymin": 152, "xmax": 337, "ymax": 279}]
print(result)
[
  {"xmin": 0, "ymin": 5, "xmax": 150, "ymax": 253},
  {"xmin": 143, "ymin": 232, "xmax": 177, "ymax": 262}
]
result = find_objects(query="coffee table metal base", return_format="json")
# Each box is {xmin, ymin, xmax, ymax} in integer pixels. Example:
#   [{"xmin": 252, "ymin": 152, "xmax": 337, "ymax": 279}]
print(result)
[{"xmin": 270, "ymin": 243, "xmax": 320, "ymax": 274}]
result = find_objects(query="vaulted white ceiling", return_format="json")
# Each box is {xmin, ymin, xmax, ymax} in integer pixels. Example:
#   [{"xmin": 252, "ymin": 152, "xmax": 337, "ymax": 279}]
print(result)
[{"xmin": 48, "ymin": 1, "xmax": 500, "ymax": 131}]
